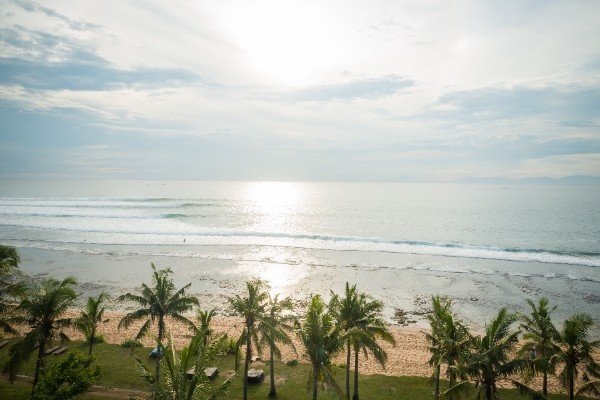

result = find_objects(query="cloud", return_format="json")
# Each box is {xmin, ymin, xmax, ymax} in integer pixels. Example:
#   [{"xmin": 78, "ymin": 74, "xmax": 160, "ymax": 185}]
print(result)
[
  {"xmin": 0, "ymin": 56, "xmax": 202, "ymax": 91},
  {"xmin": 10, "ymin": 0, "xmax": 101, "ymax": 31},
  {"xmin": 435, "ymin": 86, "xmax": 600, "ymax": 124},
  {"xmin": 558, "ymin": 120, "xmax": 596, "ymax": 128},
  {"xmin": 285, "ymin": 75, "xmax": 414, "ymax": 102},
  {"xmin": 1, "ymin": 1, "xmax": 599, "ymax": 181},
  {"xmin": 0, "ymin": 25, "xmax": 203, "ymax": 91},
  {"xmin": 0, "ymin": 25, "xmax": 98, "ymax": 61},
  {"xmin": 82, "ymin": 144, "xmax": 114, "ymax": 150},
  {"xmin": 513, "ymin": 153, "xmax": 600, "ymax": 178}
]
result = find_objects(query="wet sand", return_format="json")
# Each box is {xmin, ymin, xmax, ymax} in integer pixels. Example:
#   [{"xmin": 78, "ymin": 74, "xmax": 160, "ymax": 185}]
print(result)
[{"xmin": 16, "ymin": 246, "xmax": 600, "ymax": 341}]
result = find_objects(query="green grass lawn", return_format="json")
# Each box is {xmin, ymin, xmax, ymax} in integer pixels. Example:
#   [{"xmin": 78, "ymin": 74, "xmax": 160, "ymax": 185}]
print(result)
[
  {"xmin": 0, "ymin": 380, "xmax": 119, "ymax": 400},
  {"xmin": 0, "ymin": 338, "xmax": 580, "ymax": 399}
]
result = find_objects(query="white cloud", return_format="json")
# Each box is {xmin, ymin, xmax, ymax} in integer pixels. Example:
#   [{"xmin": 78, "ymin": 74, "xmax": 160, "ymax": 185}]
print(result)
[
  {"xmin": 1, "ymin": 0, "xmax": 600, "ymax": 180},
  {"xmin": 512, "ymin": 153, "xmax": 600, "ymax": 179}
]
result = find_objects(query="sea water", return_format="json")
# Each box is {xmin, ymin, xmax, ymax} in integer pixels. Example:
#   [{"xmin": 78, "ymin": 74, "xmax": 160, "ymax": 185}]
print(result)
[{"xmin": 1, "ymin": 180, "xmax": 599, "ymax": 332}]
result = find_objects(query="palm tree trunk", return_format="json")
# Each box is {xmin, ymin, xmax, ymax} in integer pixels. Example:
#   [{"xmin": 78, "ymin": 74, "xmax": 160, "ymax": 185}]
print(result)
[
  {"xmin": 346, "ymin": 340, "xmax": 351, "ymax": 400},
  {"xmin": 312, "ymin": 366, "xmax": 319, "ymax": 400},
  {"xmin": 434, "ymin": 364, "xmax": 440, "ymax": 400},
  {"xmin": 542, "ymin": 371, "xmax": 547, "ymax": 398},
  {"xmin": 88, "ymin": 327, "xmax": 94, "ymax": 357},
  {"xmin": 32, "ymin": 335, "xmax": 46, "ymax": 394},
  {"xmin": 485, "ymin": 383, "xmax": 493, "ymax": 400},
  {"xmin": 568, "ymin": 368, "xmax": 574, "ymax": 400},
  {"xmin": 156, "ymin": 316, "xmax": 164, "ymax": 385},
  {"xmin": 352, "ymin": 346, "xmax": 359, "ymax": 400},
  {"xmin": 268, "ymin": 341, "xmax": 276, "ymax": 398},
  {"xmin": 243, "ymin": 324, "xmax": 251, "ymax": 400},
  {"xmin": 448, "ymin": 368, "xmax": 456, "ymax": 400}
]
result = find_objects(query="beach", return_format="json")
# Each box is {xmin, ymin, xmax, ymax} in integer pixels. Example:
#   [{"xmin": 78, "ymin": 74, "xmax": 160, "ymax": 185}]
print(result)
[
  {"xmin": 35, "ymin": 309, "xmax": 571, "ymax": 394},
  {"xmin": 14, "ymin": 244, "xmax": 600, "ymax": 339},
  {"xmin": 55, "ymin": 311, "xmax": 431, "ymax": 378},
  {"xmin": 1, "ymin": 180, "xmax": 599, "ymax": 396}
]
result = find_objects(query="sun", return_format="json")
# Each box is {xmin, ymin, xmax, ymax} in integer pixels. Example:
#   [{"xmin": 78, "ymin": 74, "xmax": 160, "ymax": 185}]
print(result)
[{"xmin": 209, "ymin": 2, "xmax": 344, "ymax": 85}]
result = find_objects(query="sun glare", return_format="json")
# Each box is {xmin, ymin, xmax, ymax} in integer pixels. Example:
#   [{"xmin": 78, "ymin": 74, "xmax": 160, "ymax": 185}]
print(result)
[
  {"xmin": 241, "ymin": 181, "xmax": 307, "ymax": 246},
  {"xmin": 245, "ymin": 181, "xmax": 301, "ymax": 215},
  {"xmin": 248, "ymin": 247, "xmax": 306, "ymax": 294},
  {"xmin": 210, "ymin": 2, "xmax": 343, "ymax": 84}
]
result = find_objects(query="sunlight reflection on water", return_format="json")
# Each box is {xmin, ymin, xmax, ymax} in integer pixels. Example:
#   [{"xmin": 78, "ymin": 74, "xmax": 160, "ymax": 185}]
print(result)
[{"xmin": 242, "ymin": 181, "xmax": 308, "ymax": 233}]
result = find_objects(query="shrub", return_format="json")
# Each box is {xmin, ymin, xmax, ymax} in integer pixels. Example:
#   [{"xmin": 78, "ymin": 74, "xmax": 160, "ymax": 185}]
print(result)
[
  {"xmin": 91, "ymin": 334, "xmax": 105, "ymax": 344},
  {"xmin": 120, "ymin": 339, "xmax": 142, "ymax": 348},
  {"xmin": 215, "ymin": 335, "xmax": 239, "ymax": 356},
  {"xmin": 286, "ymin": 359, "xmax": 299, "ymax": 367},
  {"xmin": 32, "ymin": 351, "xmax": 100, "ymax": 400}
]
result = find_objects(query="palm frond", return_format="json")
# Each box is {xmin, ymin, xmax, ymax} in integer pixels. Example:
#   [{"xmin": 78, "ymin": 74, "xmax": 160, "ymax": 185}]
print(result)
[
  {"xmin": 4, "ymin": 327, "xmax": 42, "ymax": 382},
  {"xmin": 118, "ymin": 308, "xmax": 151, "ymax": 330},
  {"xmin": 321, "ymin": 364, "xmax": 345, "ymax": 399},
  {"xmin": 134, "ymin": 318, "xmax": 152, "ymax": 341},
  {"xmin": 169, "ymin": 312, "xmax": 196, "ymax": 332},
  {"xmin": 118, "ymin": 292, "xmax": 149, "ymax": 307},
  {"xmin": 206, "ymin": 379, "xmax": 231, "ymax": 400},
  {"xmin": 576, "ymin": 379, "xmax": 600, "ymax": 398},
  {"xmin": 442, "ymin": 380, "xmax": 470, "ymax": 399}
]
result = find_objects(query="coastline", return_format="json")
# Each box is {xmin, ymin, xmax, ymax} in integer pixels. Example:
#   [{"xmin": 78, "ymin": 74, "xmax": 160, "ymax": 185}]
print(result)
[{"xmin": 14, "ymin": 246, "xmax": 600, "ymax": 339}]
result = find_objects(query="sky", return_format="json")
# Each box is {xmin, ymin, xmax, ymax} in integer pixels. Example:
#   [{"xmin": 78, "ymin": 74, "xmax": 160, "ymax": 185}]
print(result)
[{"xmin": 0, "ymin": 0, "xmax": 599, "ymax": 182}]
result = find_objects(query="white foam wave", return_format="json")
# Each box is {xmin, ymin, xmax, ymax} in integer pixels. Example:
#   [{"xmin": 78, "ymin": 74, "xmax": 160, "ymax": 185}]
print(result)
[
  {"xmin": 1, "ymin": 215, "xmax": 599, "ymax": 267},
  {"xmin": 0, "ymin": 207, "xmax": 200, "ymax": 219},
  {"xmin": 0, "ymin": 198, "xmax": 220, "ymax": 209}
]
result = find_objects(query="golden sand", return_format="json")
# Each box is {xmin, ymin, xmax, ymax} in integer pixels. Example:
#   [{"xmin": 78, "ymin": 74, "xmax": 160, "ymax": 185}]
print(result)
[
  {"xmin": 46, "ymin": 310, "xmax": 572, "ymax": 393},
  {"xmin": 58, "ymin": 310, "xmax": 428, "ymax": 376},
  {"xmin": 10, "ymin": 306, "xmax": 591, "ymax": 395}
]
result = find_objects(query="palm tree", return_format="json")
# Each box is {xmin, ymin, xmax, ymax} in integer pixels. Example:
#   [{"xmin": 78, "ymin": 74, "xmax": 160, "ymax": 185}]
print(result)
[
  {"xmin": 329, "ymin": 282, "xmax": 360, "ymax": 400},
  {"xmin": 297, "ymin": 294, "xmax": 344, "ymax": 400},
  {"xmin": 138, "ymin": 332, "xmax": 230, "ymax": 400},
  {"xmin": 426, "ymin": 296, "xmax": 451, "ymax": 400},
  {"xmin": 439, "ymin": 311, "xmax": 471, "ymax": 400},
  {"xmin": 349, "ymin": 292, "xmax": 395, "ymax": 400},
  {"xmin": 553, "ymin": 314, "xmax": 600, "ymax": 400},
  {"xmin": 259, "ymin": 293, "xmax": 296, "ymax": 398},
  {"xmin": 118, "ymin": 263, "xmax": 199, "ymax": 385},
  {"xmin": 467, "ymin": 308, "xmax": 525, "ymax": 400},
  {"xmin": 426, "ymin": 296, "xmax": 471, "ymax": 400},
  {"xmin": 228, "ymin": 279, "xmax": 269, "ymax": 400},
  {"xmin": 197, "ymin": 308, "xmax": 216, "ymax": 349},
  {"xmin": 3, "ymin": 276, "xmax": 77, "ymax": 393},
  {"xmin": 76, "ymin": 292, "xmax": 109, "ymax": 356},
  {"xmin": 516, "ymin": 298, "xmax": 558, "ymax": 399},
  {"xmin": 0, "ymin": 245, "xmax": 22, "ymax": 334}
]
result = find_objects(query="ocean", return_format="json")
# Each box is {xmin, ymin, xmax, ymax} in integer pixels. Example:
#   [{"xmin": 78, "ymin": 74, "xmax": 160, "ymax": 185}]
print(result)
[{"xmin": 1, "ymin": 180, "xmax": 599, "ymax": 333}]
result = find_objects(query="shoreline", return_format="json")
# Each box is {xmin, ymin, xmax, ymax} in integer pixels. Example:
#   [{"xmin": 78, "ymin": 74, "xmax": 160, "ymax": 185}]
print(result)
[{"xmin": 14, "ymin": 246, "xmax": 600, "ymax": 340}]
